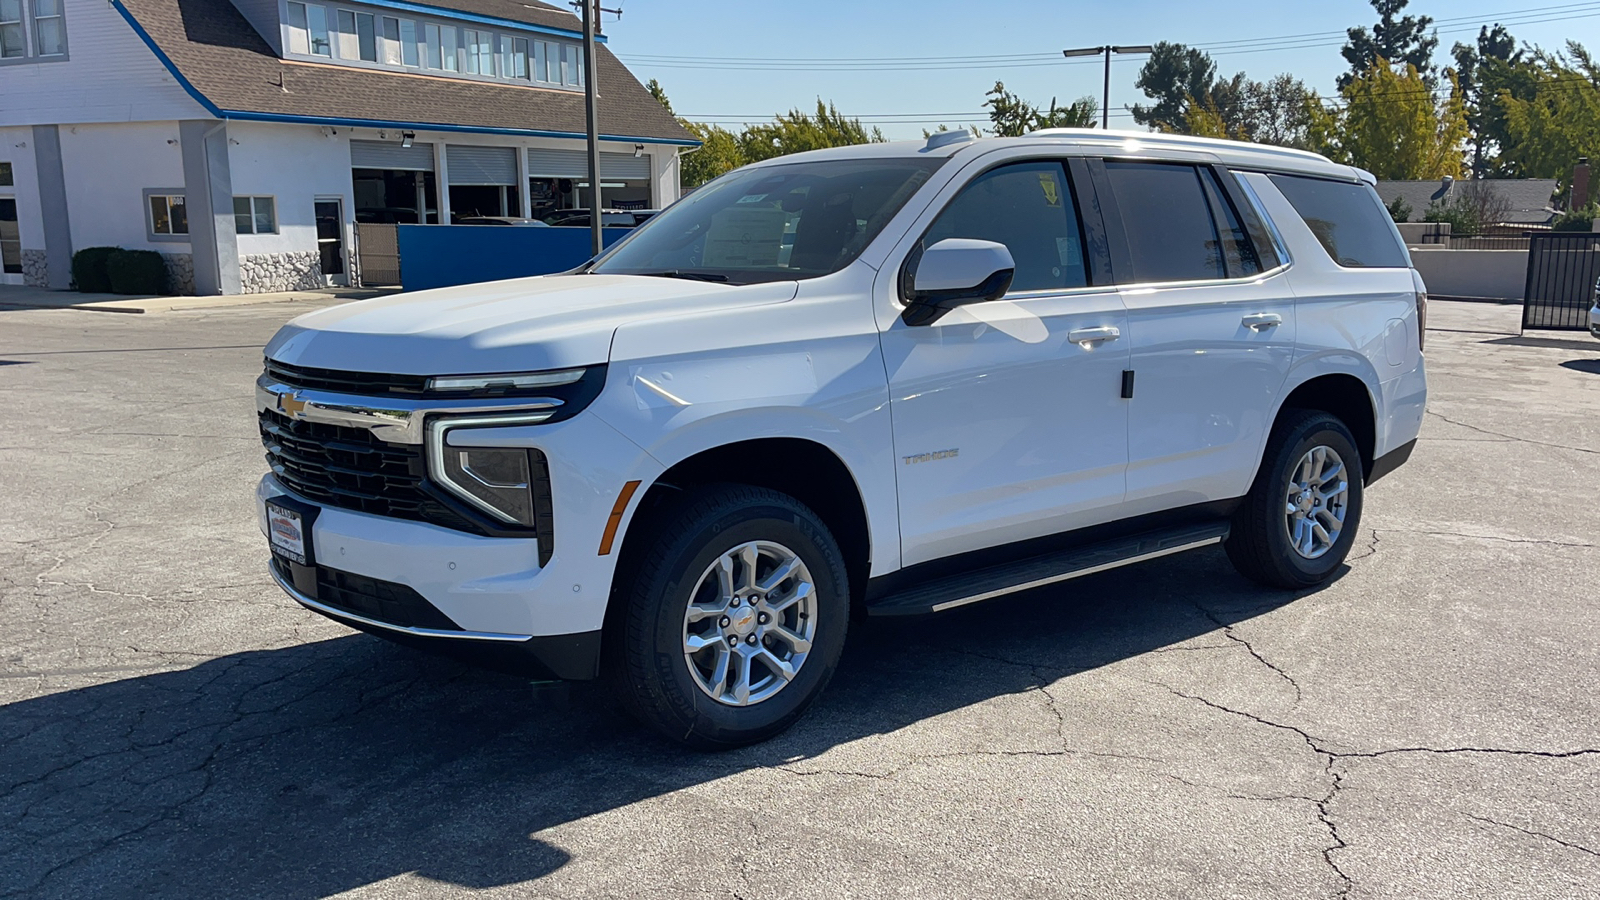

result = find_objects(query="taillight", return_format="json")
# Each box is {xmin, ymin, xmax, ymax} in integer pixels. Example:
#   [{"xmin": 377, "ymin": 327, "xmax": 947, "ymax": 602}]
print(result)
[{"xmin": 1416, "ymin": 289, "xmax": 1427, "ymax": 352}]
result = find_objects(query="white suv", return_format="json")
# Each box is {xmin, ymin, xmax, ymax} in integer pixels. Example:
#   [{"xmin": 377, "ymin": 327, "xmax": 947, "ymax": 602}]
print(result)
[{"xmin": 257, "ymin": 129, "xmax": 1427, "ymax": 747}]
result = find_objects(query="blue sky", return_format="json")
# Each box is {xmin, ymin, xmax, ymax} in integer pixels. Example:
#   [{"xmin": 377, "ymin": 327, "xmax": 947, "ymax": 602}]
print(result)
[{"xmin": 602, "ymin": 0, "xmax": 1600, "ymax": 140}]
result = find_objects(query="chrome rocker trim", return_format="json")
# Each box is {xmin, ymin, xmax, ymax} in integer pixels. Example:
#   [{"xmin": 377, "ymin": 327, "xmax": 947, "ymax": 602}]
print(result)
[
  {"xmin": 256, "ymin": 375, "xmax": 562, "ymax": 445},
  {"xmin": 269, "ymin": 562, "xmax": 534, "ymax": 643}
]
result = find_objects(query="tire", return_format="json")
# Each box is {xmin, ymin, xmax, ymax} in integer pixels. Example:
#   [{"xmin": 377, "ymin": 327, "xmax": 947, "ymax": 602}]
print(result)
[
  {"xmin": 606, "ymin": 484, "xmax": 850, "ymax": 749},
  {"xmin": 1226, "ymin": 410, "xmax": 1366, "ymax": 589}
]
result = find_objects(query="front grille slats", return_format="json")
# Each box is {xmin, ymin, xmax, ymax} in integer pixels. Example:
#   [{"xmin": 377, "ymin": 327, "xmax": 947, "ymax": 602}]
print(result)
[
  {"xmin": 261, "ymin": 407, "xmax": 433, "ymax": 523},
  {"xmin": 265, "ymin": 360, "xmax": 428, "ymax": 395}
]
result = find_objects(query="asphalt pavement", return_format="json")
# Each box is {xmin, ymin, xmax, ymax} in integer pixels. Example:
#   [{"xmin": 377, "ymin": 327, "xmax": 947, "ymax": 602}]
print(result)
[{"xmin": 1, "ymin": 298, "xmax": 1596, "ymax": 899}]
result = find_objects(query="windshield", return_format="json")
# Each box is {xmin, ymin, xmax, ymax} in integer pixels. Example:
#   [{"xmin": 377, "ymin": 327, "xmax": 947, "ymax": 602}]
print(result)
[{"xmin": 590, "ymin": 157, "xmax": 945, "ymax": 285}]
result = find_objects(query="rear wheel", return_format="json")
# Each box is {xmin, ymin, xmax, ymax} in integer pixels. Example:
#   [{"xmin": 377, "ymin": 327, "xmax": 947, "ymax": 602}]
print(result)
[
  {"xmin": 1226, "ymin": 410, "xmax": 1365, "ymax": 589},
  {"xmin": 607, "ymin": 484, "xmax": 849, "ymax": 748}
]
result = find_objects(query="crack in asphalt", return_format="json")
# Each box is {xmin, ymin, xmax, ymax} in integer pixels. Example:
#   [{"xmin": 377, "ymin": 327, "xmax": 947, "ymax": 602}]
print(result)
[
  {"xmin": 1188, "ymin": 600, "xmax": 1303, "ymax": 703},
  {"xmin": 1426, "ymin": 411, "xmax": 1598, "ymax": 456},
  {"xmin": 1466, "ymin": 814, "xmax": 1600, "ymax": 860}
]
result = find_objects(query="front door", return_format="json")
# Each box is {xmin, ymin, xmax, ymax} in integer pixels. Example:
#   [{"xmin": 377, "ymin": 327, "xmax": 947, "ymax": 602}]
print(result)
[
  {"xmin": 1095, "ymin": 160, "xmax": 1296, "ymax": 510},
  {"xmin": 314, "ymin": 198, "xmax": 347, "ymax": 286},
  {"xmin": 879, "ymin": 160, "xmax": 1131, "ymax": 567},
  {"xmin": 0, "ymin": 197, "xmax": 21, "ymax": 285}
]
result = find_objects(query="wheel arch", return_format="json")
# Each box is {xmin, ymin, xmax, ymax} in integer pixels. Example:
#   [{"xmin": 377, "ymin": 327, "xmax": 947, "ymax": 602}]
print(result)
[
  {"xmin": 609, "ymin": 437, "xmax": 876, "ymax": 613},
  {"xmin": 1272, "ymin": 371, "xmax": 1379, "ymax": 480}
]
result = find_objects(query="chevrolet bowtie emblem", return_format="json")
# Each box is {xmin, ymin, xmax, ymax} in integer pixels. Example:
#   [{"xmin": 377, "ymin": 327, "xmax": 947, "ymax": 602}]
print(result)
[{"xmin": 278, "ymin": 391, "xmax": 308, "ymax": 418}]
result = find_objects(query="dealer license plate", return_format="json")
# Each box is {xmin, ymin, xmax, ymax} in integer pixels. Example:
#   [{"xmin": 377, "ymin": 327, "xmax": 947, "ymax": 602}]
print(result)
[{"xmin": 266, "ymin": 499, "xmax": 312, "ymax": 566}]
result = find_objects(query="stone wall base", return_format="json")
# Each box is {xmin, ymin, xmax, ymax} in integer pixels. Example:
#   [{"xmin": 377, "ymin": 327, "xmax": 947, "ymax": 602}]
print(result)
[
  {"xmin": 21, "ymin": 250, "xmax": 48, "ymax": 288},
  {"xmin": 239, "ymin": 252, "xmax": 323, "ymax": 294},
  {"xmin": 161, "ymin": 253, "xmax": 196, "ymax": 296}
]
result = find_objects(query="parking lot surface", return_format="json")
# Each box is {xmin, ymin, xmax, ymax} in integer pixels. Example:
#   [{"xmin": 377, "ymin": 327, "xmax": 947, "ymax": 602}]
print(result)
[{"xmin": 1, "ymin": 299, "xmax": 1597, "ymax": 899}]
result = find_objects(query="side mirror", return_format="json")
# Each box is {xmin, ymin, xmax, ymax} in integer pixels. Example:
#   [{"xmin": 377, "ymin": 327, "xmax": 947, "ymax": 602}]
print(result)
[{"xmin": 902, "ymin": 239, "xmax": 1016, "ymax": 326}]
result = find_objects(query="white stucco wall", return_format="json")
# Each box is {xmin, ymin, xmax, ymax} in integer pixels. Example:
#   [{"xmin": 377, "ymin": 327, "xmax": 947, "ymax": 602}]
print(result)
[
  {"xmin": 57, "ymin": 121, "xmax": 188, "ymax": 253},
  {"xmin": 0, "ymin": 0, "xmax": 209, "ymax": 125},
  {"xmin": 0, "ymin": 126, "xmax": 47, "ymax": 249},
  {"xmin": 227, "ymin": 121, "xmax": 355, "ymax": 258},
  {"xmin": 1409, "ymin": 248, "xmax": 1530, "ymax": 300}
]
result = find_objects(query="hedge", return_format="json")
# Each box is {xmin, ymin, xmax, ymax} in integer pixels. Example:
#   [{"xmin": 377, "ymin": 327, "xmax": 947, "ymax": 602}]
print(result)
[
  {"xmin": 71, "ymin": 246, "xmax": 120, "ymax": 293},
  {"xmin": 105, "ymin": 249, "xmax": 169, "ymax": 295}
]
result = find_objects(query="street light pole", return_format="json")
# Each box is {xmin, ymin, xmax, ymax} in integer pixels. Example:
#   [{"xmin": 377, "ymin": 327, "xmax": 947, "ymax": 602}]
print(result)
[{"xmin": 1063, "ymin": 44, "xmax": 1155, "ymax": 130}]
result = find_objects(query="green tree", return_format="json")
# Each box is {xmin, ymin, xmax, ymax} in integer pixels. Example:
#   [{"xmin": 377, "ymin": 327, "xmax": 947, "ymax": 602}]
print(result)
[
  {"xmin": 1451, "ymin": 25, "xmax": 1522, "ymax": 177},
  {"xmin": 1185, "ymin": 74, "xmax": 1312, "ymax": 147},
  {"xmin": 983, "ymin": 82, "xmax": 1096, "ymax": 136},
  {"xmin": 1131, "ymin": 42, "xmax": 1228, "ymax": 131},
  {"xmin": 679, "ymin": 121, "xmax": 745, "ymax": 189},
  {"xmin": 645, "ymin": 78, "xmax": 673, "ymax": 116},
  {"xmin": 736, "ymin": 100, "xmax": 885, "ymax": 164},
  {"xmin": 1385, "ymin": 194, "xmax": 1413, "ymax": 223},
  {"xmin": 1497, "ymin": 42, "xmax": 1600, "ymax": 206},
  {"xmin": 1306, "ymin": 59, "xmax": 1469, "ymax": 180},
  {"xmin": 1340, "ymin": 0, "xmax": 1439, "ymax": 89}
]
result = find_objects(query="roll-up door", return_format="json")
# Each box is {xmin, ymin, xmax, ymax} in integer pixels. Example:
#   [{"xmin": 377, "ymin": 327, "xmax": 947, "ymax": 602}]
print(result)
[
  {"xmin": 350, "ymin": 140, "xmax": 435, "ymax": 171},
  {"xmin": 526, "ymin": 148, "xmax": 653, "ymax": 180},
  {"xmin": 446, "ymin": 145, "xmax": 518, "ymax": 185}
]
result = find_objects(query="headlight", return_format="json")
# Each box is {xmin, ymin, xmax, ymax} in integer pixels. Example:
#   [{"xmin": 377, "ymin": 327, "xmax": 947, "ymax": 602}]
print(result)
[
  {"xmin": 427, "ymin": 414, "xmax": 553, "ymax": 528},
  {"xmin": 428, "ymin": 368, "xmax": 586, "ymax": 395}
]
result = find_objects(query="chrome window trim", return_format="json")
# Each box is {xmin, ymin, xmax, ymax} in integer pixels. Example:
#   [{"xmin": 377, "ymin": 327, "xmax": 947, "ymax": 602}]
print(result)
[
  {"xmin": 1112, "ymin": 261, "xmax": 1292, "ymax": 295},
  {"xmin": 256, "ymin": 375, "xmax": 562, "ymax": 444},
  {"xmin": 1233, "ymin": 173, "xmax": 1294, "ymax": 268}
]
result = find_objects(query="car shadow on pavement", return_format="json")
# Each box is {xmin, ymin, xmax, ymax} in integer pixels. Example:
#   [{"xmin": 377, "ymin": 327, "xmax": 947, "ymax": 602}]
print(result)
[
  {"xmin": 1, "ymin": 547, "xmax": 1311, "ymax": 898},
  {"xmin": 1559, "ymin": 358, "xmax": 1600, "ymax": 375}
]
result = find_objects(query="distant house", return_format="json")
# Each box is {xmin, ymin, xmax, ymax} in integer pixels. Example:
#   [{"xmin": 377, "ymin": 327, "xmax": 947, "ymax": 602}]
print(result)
[
  {"xmin": 0, "ymin": 0, "xmax": 695, "ymax": 293},
  {"xmin": 1375, "ymin": 176, "xmax": 1558, "ymax": 227}
]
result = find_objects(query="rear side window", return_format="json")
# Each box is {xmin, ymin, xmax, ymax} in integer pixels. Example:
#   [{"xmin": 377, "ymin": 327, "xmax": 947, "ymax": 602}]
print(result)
[
  {"xmin": 1103, "ymin": 161, "xmax": 1227, "ymax": 284},
  {"xmin": 1268, "ymin": 174, "xmax": 1408, "ymax": 268},
  {"xmin": 921, "ymin": 161, "xmax": 1088, "ymax": 292}
]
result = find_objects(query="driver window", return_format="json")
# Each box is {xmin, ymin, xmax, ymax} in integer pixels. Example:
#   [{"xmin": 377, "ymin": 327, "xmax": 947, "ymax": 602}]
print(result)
[{"xmin": 921, "ymin": 161, "xmax": 1088, "ymax": 293}]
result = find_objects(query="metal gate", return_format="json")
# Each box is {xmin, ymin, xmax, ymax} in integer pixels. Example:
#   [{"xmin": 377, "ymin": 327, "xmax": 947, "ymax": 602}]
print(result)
[
  {"xmin": 1522, "ymin": 232, "xmax": 1600, "ymax": 331},
  {"xmin": 355, "ymin": 223, "xmax": 401, "ymax": 286}
]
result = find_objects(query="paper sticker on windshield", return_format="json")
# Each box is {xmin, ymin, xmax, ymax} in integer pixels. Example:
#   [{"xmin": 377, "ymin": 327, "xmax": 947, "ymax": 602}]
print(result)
[
  {"xmin": 702, "ymin": 207, "xmax": 787, "ymax": 267},
  {"xmin": 1038, "ymin": 173, "xmax": 1062, "ymax": 207},
  {"xmin": 1056, "ymin": 236, "xmax": 1081, "ymax": 267},
  {"xmin": 736, "ymin": 193, "xmax": 768, "ymax": 204}
]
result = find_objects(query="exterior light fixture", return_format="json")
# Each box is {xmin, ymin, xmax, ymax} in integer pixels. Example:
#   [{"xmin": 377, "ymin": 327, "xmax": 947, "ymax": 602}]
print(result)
[{"xmin": 402, "ymin": 132, "xmax": 415, "ymax": 148}]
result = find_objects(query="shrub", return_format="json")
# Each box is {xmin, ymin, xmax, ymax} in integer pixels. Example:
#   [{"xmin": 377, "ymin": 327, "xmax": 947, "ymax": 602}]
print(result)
[
  {"xmin": 71, "ymin": 246, "xmax": 120, "ymax": 293},
  {"xmin": 105, "ymin": 249, "xmax": 170, "ymax": 295},
  {"xmin": 1551, "ymin": 205, "xmax": 1599, "ymax": 232},
  {"xmin": 1385, "ymin": 195, "xmax": 1412, "ymax": 223}
]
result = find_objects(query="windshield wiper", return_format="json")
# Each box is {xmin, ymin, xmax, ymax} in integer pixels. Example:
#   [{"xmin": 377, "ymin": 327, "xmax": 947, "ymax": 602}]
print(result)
[{"xmin": 637, "ymin": 270, "xmax": 730, "ymax": 283}]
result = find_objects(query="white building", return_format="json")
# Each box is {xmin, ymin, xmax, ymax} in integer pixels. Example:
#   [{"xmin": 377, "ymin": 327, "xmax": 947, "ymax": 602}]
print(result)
[{"xmin": 0, "ymin": 0, "xmax": 694, "ymax": 293}]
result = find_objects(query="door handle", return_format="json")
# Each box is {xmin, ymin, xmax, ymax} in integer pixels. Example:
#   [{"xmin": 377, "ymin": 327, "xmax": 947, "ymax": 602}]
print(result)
[
  {"xmin": 1068, "ymin": 326, "xmax": 1121, "ymax": 345},
  {"xmin": 1242, "ymin": 313, "xmax": 1283, "ymax": 331}
]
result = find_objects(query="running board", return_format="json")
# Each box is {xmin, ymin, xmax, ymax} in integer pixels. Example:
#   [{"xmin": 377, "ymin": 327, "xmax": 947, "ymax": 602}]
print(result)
[{"xmin": 866, "ymin": 522, "xmax": 1231, "ymax": 617}]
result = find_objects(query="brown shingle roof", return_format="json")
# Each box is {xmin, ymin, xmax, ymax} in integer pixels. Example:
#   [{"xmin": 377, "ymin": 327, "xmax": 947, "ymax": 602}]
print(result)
[
  {"xmin": 115, "ymin": 0, "xmax": 694, "ymax": 144},
  {"xmin": 394, "ymin": 0, "xmax": 583, "ymax": 35}
]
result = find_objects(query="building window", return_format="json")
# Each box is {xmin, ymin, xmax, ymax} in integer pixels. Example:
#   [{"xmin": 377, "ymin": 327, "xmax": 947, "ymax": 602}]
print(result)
[
  {"xmin": 510, "ymin": 37, "xmax": 528, "ymax": 79},
  {"xmin": 335, "ymin": 9, "xmax": 357, "ymax": 58},
  {"xmin": 379, "ymin": 16, "xmax": 401, "ymax": 65},
  {"xmin": 461, "ymin": 28, "xmax": 491, "ymax": 75},
  {"xmin": 305, "ymin": 4, "xmax": 330, "ymax": 56},
  {"xmin": 30, "ymin": 0, "xmax": 61, "ymax": 56},
  {"xmin": 146, "ymin": 191, "xmax": 189, "ymax": 240},
  {"xmin": 565, "ymin": 43, "xmax": 581, "ymax": 86},
  {"xmin": 233, "ymin": 196, "xmax": 277, "ymax": 235},
  {"xmin": 1, "ymin": 0, "xmax": 26, "ymax": 59},
  {"xmin": 355, "ymin": 12, "xmax": 376, "ymax": 61},
  {"xmin": 439, "ymin": 24, "xmax": 457, "ymax": 71},
  {"xmin": 0, "ymin": 161, "xmax": 11, "ymax": 186},
  {"xmin": 399, "ymin": 18, "xmax": 417, "ymax": 66}
]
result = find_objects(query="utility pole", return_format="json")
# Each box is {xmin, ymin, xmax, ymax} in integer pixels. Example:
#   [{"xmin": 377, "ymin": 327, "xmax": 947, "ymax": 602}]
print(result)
[
  {"xmin": 1062, "ymin": 44, "xmax": 1154, "ymax": 129},
  {"xmin": 574, "ymin": 0, "xmax": 620, "ymax": 256}
]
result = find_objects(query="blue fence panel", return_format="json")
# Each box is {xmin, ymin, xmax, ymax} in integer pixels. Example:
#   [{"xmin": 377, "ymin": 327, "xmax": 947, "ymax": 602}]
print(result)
[{"xmin": 396, "ymin": 225, "xmax": 631, "ymax": 291}]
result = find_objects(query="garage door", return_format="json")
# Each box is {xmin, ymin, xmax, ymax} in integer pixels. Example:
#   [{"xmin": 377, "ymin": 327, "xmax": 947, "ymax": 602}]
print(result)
[
  {"xmin": 526, "ymin": 148, "xmax": 651, "ymax": 180},
  {"xmin": 446, "ymin": 145, "xmax": 518, "ymax": 185},
  {"xmin": 350, "ymin": 140, "xmax": 435, "ymax": 171}
]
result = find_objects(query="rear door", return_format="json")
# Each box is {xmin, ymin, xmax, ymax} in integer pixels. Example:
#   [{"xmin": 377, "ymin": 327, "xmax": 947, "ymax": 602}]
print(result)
[{"xmin": 1092, "ymin": 159, "xmax": 1296, "ymax": 511}]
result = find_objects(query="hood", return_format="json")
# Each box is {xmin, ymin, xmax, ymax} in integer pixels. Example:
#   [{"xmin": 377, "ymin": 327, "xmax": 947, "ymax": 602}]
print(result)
[{"xmin": 264, "ymin": 274, "xmax": 798, "ymax": 375}]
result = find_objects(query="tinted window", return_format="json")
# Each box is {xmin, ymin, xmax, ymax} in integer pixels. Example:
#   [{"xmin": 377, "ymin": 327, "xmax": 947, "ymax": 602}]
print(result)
[
  {"xmin": 921, "ymin": 162, "xmax": 1087, "ymax": 292},
  {"xmin": 1198, "ymin": 168, "xmax": 1263, "ymax": 278},
  {"xmin": 1268, "ymin": 174, "xmax": 1408, "ymax": 268},
  {"xmin": 592, "ymin": 158, "xmax": 943, "ymax": 285},
  {"xmin": 1104, "ymin": 161, "xmax": 1225, "ymax": 284}
]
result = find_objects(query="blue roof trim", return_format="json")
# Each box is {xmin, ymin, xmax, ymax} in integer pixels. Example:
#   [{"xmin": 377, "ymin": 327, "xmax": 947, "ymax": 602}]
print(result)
[
  {"xmin": 110, "ymin": 0, "xmax": 226, "ymax": 117},
  {"xmin": 345, "ymin": 0, "xmax": 603, "ymax": 42},
  {"xmin": 217, "ymin": 108, "xmax": 701, "ymax": 145},
  {"xmin": 109, "ymin": 0, "xmax": 694, "ymax": 146}
]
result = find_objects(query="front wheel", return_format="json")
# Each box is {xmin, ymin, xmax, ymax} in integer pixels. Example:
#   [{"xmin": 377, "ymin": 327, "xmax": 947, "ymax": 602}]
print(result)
[
  {"xmin": 606, "ymin": 484, "xmax": 849, "ymax": 749},
  {"xmin": 1226, "ymin": 410, "xmax": 1365, "ymax": 589}
]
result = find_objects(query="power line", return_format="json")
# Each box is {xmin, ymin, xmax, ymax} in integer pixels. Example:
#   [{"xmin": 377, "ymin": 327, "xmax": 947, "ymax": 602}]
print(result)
[{"xmin": 618, "ymin": 3, "xmax": 1600, "ymax": 72}]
